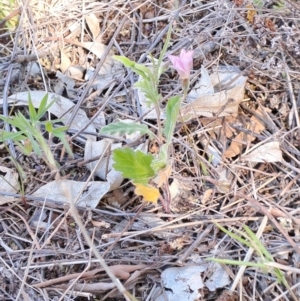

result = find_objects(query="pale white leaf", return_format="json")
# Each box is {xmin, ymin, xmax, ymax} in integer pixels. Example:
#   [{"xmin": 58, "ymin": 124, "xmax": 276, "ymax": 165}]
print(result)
[
  {"xmin": 32, "ymin": 179, "xmax": 110, "ymax": 208},
  {"xmin": 181, "ymin": 66, "xmax": 247, "ymax": 120},
  {"xmin": 205, "ymin": 262, "xmax": 231, "ymax": 291},
  {"xmin": 187, "ymin": 65, "xmax": 214, "ymax": 102},
  {"xmin": 60, "ymin": 48, "xmax": 71, "ymax": 73},
  {"xmin": 84, "ymin": 139, "xmax": 123, "ymax": 190},
  {"xmin": 242, "ymin": 141, "xmax": 282, "ymax": 163},
  {"xmin": 0, "ymin": 166, "xmax": 19, "ymax": 204},
  {"xmin": 156, "ymin": 265, "xmax": 207, "ymax": 301}
]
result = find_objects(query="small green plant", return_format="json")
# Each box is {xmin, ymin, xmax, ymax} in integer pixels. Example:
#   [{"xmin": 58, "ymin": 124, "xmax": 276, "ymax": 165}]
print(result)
[
  {"xmin": 100, "ymin": 27, "xmax": 194, "ymax": 211},
  {"xmin": 0, "ymin": 0, "xmax": 19, "ymax": 30},
  {"xmin": 207, "ymin": 223, "xmax": 296, "ymax": 298},
  {"xmin": 273, "ymin": 0, "xmax": 285, "ymax": 10},
  {"xmin": 0, "ymin": 93, "xmax": 72, "ymax": 171}
]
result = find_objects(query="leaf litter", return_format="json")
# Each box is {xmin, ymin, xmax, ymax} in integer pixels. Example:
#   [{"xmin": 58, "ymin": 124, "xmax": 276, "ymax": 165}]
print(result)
[{"xmin": 1, "ymin": 0, "xmax": 300, "ymax": 300}]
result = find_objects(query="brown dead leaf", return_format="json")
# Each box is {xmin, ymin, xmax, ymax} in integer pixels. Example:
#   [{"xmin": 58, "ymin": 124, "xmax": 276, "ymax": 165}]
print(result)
[
  {"xmin": 201, "ymin": 114, "xmax": 238, "ymax": 140},
  {"xmin": 85, "ymin": 14, "xmax": 101, "ymax": 42},
  {"xmin": 265, "ymin": 18, "xmax": 276, "ymax": 32},
  {"xmin": 201, "ymin": 188, "xmax": 213, "ymax": 204},
  {"xmin": 224, "ymin": 107, "xmax": 266, "ymax": 158}
]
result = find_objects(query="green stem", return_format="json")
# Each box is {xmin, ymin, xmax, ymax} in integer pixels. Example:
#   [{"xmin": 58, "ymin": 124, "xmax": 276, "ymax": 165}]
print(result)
[{"xmin": 154, "ymin": 102, "xmax": 163, "ymax": 144}]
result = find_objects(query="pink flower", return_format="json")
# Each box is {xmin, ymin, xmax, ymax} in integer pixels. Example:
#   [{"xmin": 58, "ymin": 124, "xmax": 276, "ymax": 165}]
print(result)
[{"xmin": 168, "ymin": 49, "xmax": 194, "ymax": 80}]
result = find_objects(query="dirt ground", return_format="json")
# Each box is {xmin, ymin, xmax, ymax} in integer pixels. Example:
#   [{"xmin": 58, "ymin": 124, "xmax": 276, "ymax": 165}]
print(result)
[{"xmin": 0, "ymin": 0, "xmax": 300, "ymax": 300}]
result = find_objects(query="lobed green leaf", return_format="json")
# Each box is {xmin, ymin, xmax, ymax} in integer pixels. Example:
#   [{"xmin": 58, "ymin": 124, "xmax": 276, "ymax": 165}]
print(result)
[{"xmin": 112, "ymin": 148, "xmax": 155, "ymax": 185}]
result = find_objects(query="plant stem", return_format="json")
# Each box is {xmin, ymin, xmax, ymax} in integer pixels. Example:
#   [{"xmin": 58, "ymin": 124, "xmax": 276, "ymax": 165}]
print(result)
[{"xmin": 154, "ymin": 102, "xmax": 163, "ymax": 144}]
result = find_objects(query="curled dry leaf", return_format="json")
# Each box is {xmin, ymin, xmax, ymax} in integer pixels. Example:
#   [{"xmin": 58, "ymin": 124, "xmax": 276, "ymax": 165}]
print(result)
[
  {"xmin": 59, "ymin": 48, "xmax": 71, "ymax": 73},
  {"xmin": 91, "ymin": 220, "xmax": 110, "ymax": 228},
  {"xmin": 201, "ymin": 188, "xmax": 213, "ymax": 205}
]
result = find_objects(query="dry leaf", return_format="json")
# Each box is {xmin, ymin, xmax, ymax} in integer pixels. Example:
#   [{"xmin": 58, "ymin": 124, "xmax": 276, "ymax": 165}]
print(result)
[
  {"xmin": 134, "ymin": 183, "xmax": 160, "ymax": 203},
  {"xmin": 60, "ymin": 48, "xmax": 71, "ymax": 73},
  {"xmin": 205, "ymin": 262, "xmax": 231, "ymax": 291},
  {"xmin": 85, "ymin": 14, "xmax": 101, "ymax": 42},
  {"xmin": 181, "ymin": 67, "xmax": 247, "ymax": 121},
  {"xmin": 216, "ymin": 169, "xmax": 231, "ymax": 193},
  {"xmin": 201, "ymin": 189, "xmax": 213, "ymax": 204},
  {"xmin": 156, "ymin": 165, "xmax": 172, "ymax": 187},
  {"xmin": 84, "ymin": 139, "xmax": 123, "ymax": 190},
  {"xmin": 224, "ymin": 107, "xmax": 266, "ymax": 158},
  {"xmin": 156, "ymin": 265, "xmax": 207, "ymax": 301},
  {"xmin": 242, "ymin": 141, "xmax": 282, "ymax": 163},
  {"xmin": 0, "ymin": 166, "xmax": 19, "ymax": 204},
  {"xmin": 32, "ymin": 179, "xmax": 110, "ymax": 208}
]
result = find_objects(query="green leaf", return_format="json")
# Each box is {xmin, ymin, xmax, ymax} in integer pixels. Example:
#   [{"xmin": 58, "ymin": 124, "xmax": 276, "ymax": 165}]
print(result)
[
  {"xmin": 215, "ymin": 223, "xmax": 252, "ymax": 248},
  {"xmin": 28, "ymin": 93, "xmax": 37, "ymax": 123},
  {"xmin": 243, "ymin": 225, "xmax": 273, "ymax": 261},
  {"xmin": 100, "ymin": 122, "xmax": 153, "ymax": 138},
  {"xmin": 15, "ymin": 141, "xmax": 32, "ymax": 156},
  {"xmin": 112, "ymin": 148, "xmax": 155, "ymax": 185},
  {"xmin": 0, "ymin": 131, "xmax": 26, "ymax": 142},
  {"xmin": 45, "ymin": 121, "xmax": 53, "ymax": 132},
  {"xmin": 207, "ymin": 258, "xmax": 266, "ymax": 269},
  {"xmin": 36, "ymin": 93, "xmax": 48, "ymax": 119},
  {"xmin": 134, "ymin": 79, "xmax": 159, "ymax": 105},
  {"xmin": 15, "ymin": 112, "xmax": 32, "ymax": 130},
  {"xmin": 0, "ymin": 114, "xmax": 25, "ymax": 129},
  {"xmin": 38, "ymin": 94, "xmax": 55, "ymax": 120},
  {"xmin": 113, "ymin": 56, "xmax": 152, "ymax": 80},
  {"xmin": 52, "ymin": 131, "xmax": 73, "ymax": 157},
  {"xmin": 163, "ymin": 95, "xmax": 181, "ymax": 143}
]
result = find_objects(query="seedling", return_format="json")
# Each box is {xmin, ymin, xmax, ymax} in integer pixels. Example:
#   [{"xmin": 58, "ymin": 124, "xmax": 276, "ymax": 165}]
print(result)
[
  {"xmin": 0, "ymin": 93, "xmax": 72, "ymax": 171},
  {"xmin": 100, "ymin": 27, "xmax": 194, "ymax": 211}
]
